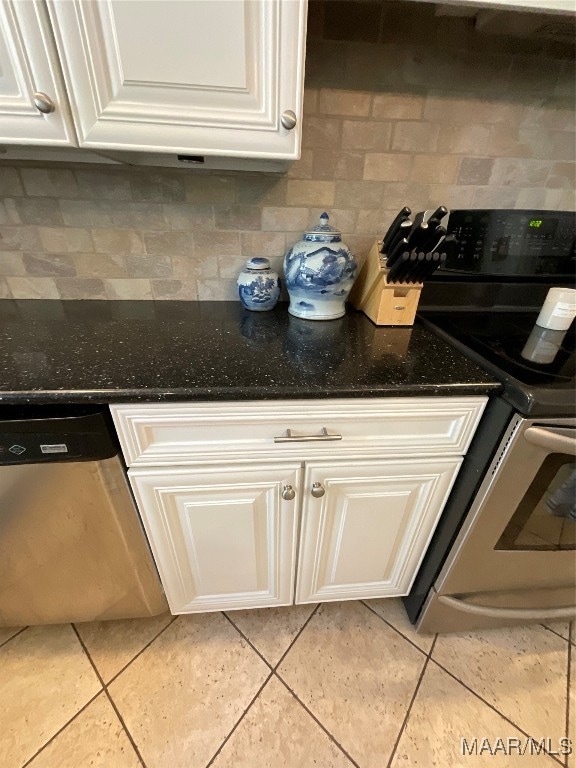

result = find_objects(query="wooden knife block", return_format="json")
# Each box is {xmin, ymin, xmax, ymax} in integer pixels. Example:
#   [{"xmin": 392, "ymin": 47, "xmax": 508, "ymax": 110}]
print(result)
[{"xmin": 348, "ymin": 241, "xmax": 423, "ymax": 326}]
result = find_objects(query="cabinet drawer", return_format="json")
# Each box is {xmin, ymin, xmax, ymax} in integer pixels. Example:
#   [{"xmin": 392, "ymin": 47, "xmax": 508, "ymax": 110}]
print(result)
[{"xmin": 111, "ymin": 397, "xmax": 486, "ymax": 467}]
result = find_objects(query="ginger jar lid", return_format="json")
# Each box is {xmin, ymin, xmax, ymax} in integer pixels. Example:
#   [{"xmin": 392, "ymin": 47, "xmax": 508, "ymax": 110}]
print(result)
[
  {"xmin": 245, "ymin": 257, "xmax": 271, "ymax": 271},
  {"xmin": 303, "ymin": 212, "xmax": 342, "ymax": 243}
]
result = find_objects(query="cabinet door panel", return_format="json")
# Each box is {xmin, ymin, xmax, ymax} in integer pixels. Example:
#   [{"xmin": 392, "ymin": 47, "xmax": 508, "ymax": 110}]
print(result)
[
  {"xmin": 47, "ymin": 0, "xmax": 306, "ymax": 158},
  {"xmin": 0, "ymin": 0, "xmax": 75, "ymax": 144},
  {"xmin": 296, "ymin": 458, "xmax": 462, "ymax": 604},
  {"xmin": 130, "ymin": 463, "xmax": 301, "ymax": 613}
]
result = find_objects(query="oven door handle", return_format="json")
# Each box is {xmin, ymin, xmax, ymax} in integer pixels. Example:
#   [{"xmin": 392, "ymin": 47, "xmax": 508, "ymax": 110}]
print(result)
[
  {"xmin": 437, "ymin": 594, "xmax": 576, "ymax": 621},
  {"xmin": 524, "ymin": 426, "xmax": 576, "ymax": 456}
]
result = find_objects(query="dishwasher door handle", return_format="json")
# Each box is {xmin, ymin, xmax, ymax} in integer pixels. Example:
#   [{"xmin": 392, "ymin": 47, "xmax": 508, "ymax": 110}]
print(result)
[{"xmin": 437, "ymin": 594, "xmax": 576, "ymax": 621}]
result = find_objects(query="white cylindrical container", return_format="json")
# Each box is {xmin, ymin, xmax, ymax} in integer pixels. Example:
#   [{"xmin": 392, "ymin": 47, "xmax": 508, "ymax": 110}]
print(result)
[
  {"xmin": 535, "ymin": 287, "xmax": 576, "ymax": 331},
  {"xmin": 521, "ymin": 325, "xmax": 567, "ymax": 365}
]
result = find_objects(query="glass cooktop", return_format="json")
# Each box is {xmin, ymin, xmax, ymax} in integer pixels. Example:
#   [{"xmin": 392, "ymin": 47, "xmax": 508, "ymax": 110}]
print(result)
[{"xmin": 419, "ymin": 310, "xmax": 575, "ymax": 416}]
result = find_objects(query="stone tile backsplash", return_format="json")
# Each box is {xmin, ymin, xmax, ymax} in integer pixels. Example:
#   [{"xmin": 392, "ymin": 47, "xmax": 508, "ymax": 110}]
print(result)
[{"xmin": 0, "ymin": 0, "xmax": 574, "ymax": 301}]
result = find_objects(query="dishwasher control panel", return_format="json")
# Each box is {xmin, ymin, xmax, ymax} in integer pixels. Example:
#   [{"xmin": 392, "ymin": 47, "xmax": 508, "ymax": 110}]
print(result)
[
  {"xmin": 0, "ymin": 432, "xmax": 80, "ymax": 464},
  {"xmin": 0, "ymin": 411, "xmax": 119, "ymax": 465}
]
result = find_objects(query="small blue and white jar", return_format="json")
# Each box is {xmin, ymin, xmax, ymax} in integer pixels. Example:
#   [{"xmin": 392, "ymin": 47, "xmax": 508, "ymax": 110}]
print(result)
[
  {"xmin": 237, "ymin": 257, "xmax": 280, "ymax": 312},
  {"xmin": 284, "ymin": 212, "xmax": 357, "ymax": 320}
]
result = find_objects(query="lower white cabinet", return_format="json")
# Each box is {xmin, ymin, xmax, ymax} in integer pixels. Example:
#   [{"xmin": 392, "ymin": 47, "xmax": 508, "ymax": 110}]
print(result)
[
  {"xmin": 295, "ymin": 458, "xmax": 461, "ymax": 604},
  {"xmin": 113, "ymin": 397, "xmax": 487, "ymax": 614},
  {"xmin": 129, "ymin": 463, "xmax": 301, "ymax": 614},
  {"xmin": 128, "ymin": 455, "xmax": 462, "ymax": 614}
]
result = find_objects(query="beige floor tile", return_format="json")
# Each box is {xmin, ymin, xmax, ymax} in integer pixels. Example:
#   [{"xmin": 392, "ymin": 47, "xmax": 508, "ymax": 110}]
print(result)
[
  {"xmin": 391, "ymin": 660, "xmax": 559, "ymax": 767},
  {"xmin": 0, "ymin": 626, "xmax": 24, "ymax": 646},
  {"xmin": 28, "ymin": 692, "xmax": 140, "ymax": 768},
  {"xmin": 75, "ymin": 612, "xmax": 173, "ymax": 682},
  {"xmin": 433, "ymin": 624, "xmax": 568, "ymax": 742},
  {"xmin": 365, "ymin": 598, "xmax": 434, "ymax": 653},
  {"xmin": 211, "ymin": 675, "xmax": 352, "ymax": 768},
  {"xmin": 0, "ymin": 624, "xmax": 101, "ymax": 768},
  {"xmin": 225, "ymin": 604, "xmax": 317, "ymax": 666},
  {"xmin": 278, "ymin": 601, "xmax": 425, "ymax": 768},
  {"xmin": 108, "ymin": 612, "xmax": 270, "ymax": 768},
  {"xmin": 543, "ymin": 621, "xmax": 573, "ymax": 644}
]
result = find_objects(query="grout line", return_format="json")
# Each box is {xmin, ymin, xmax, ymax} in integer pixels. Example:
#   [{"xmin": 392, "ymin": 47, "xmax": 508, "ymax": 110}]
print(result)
[
  {"xmin": 104, "ymin": 615, "xmax": 179, "ymax": 688},
  {"xmin": 273, "ymin": 603, "xmax": 320, "ymax": 671},
  {"xmin": 21, "ymin": 689, "xmax": 104, "ymax": 768},
  {"xmin": 565, "ymin": 623, "xmax": 572, "ymax": 768},
  {"xmin": 386, "ymin": 635, "xmax": 436, "ymax": 768},
  {"xmin": 361, "ymin": 600, "xmax": 430, "ymax": 658},
  {"xmin": 103, "ymin": 688, "xmax": 148, "ymax": 768},
  {"xmin": 204, "ymin": 671, "xmax": 274, "ymax": 768},
  {"xmin": 274, "ymin": 672, "xmax": 361, "ymax": 768},
  {"xmin": 71, "ymin": 624, "xmax": 148, "ymax": 768},
  {"xmin": 542, "ymin": 623, "xmax": 572, "ymax": 644},
  {"xmin": 71, "ymin": 624, "xmax": 106, "ymax": 688},
  {"xmin": 429, "ymin": 655, "xmax": 567, "ymax": 767},
  {"xmin": 0, "ymin": 626, "xmax": 28, "ymax": 650},
  {"xmin": 222, "ymin": 612, "xmax": 274, "ymax": 671},
  {"xmin": 206, "ymin": 605, "xmax": 321, "ymax": 767}
]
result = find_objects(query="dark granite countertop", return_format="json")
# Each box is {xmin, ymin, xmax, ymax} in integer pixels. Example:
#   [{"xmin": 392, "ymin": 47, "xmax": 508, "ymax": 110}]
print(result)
[{"xmin": 0, "ymin": 300, "xmax": 501, "ymax": 404}]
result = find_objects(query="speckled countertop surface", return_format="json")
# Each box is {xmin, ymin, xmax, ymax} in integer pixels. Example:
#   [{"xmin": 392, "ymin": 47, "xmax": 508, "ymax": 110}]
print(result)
[{"xmin": 0, "ymin": 300, "xmax": 501, "ymax": 404}]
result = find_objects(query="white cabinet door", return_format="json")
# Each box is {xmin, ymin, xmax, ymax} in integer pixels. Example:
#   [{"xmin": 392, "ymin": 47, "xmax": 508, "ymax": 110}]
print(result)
[
  {"xmin": 296, "ymin": 458, "xmax": 462, "ymax": 604},
  {"xmin": 0, "ymin": 0, "xmax": 75, "ymax": 145},
  {"xmin": 129, "ymin": 463, "xmax": 301, "ymax": 613},
  {"xmin": 47, "ymin": 0, "xmax": 306, "ymax": 159}
]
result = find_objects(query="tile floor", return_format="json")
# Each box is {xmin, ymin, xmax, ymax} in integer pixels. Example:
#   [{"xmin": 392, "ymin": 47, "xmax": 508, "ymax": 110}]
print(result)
[{"xmin": 0, "ymin": 600, "xmax": 573, "ymax": 768}]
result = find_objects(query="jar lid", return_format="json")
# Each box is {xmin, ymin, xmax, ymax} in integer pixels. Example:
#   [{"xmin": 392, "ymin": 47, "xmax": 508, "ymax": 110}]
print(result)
[
  {"xmin": 303, "ymin": 212, "xmax": 341, "ymax": 243},
  {"xmin": 245, "ymin": 257, "xmax": 271, "ymax": 270}
]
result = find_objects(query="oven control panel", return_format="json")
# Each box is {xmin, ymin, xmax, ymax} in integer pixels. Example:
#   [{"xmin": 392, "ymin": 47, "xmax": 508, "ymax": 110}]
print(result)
[{"xmin": 443, "ymin": 209, "xmax": 575, "ymax": 276}]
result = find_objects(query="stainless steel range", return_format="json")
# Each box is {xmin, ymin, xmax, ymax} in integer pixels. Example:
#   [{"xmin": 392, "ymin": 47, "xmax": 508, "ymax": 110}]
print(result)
[{"xmin": 403, "ymin": 208, "xmax": 576, "ymax": 633}]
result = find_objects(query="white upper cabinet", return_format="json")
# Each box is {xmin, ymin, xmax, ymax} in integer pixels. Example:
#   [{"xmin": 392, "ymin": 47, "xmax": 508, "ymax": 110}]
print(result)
[
  {"xmin": 0, "ymin": 0, "xmax": 76, "ymax": 145},
  {"xmin": 46, "ymin": 0, "xmax": 307, "ymax": 159}
]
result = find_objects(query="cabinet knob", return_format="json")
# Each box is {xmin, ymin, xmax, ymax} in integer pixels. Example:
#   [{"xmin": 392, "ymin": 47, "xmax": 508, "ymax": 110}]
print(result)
[
  {"xmin": 311, "ymin": 482, "xmax": 325, "ymax": 498},
  {"xmin": 33, "ymin": 92, "xmax": 56, "ymax": 114},
  {"xmin": 281, "ymin": 110, "xmax": 297, "ymax": 130},
  {"xmin": 282, "ymin": 484, "xmax": 296, "ymax": 501}
]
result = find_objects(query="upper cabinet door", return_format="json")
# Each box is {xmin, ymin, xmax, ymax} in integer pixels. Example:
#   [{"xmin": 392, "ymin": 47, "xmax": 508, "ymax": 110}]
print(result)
[
  {"xmin": 47, "ymin": 0, "xmax": 307, "ymax": 159},
  {"xmin": 0, "ymin": 0, "xmax": 76, "ymax": 145}
]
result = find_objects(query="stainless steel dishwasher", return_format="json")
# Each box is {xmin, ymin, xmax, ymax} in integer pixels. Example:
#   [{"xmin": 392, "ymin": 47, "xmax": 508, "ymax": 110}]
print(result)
[{"xmin": 0, "ymin": 405, "xmax": 168, "ymax": 626}]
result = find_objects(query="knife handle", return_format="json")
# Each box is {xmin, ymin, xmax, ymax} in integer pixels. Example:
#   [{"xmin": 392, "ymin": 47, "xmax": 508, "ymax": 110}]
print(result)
[
  {"xmin": 385, "ymin": 237, "xmax": 409, "ymax": 268},
  {"xmin": 420, "ymin": 252, "xmax": 443, "ymax": 282},
  {"xmin": 424, "ymin": 225, "xmax": 447, "ymax": 256},
  {"xmin": 381, "ymin": 206, "xmax": 411, "ymax": 253},
  {"xmin": 386, "ymin": 252, "xmax": 410, "ymax": 283},
  {"xmin": 393, "ymin": 252, "xmax": 418, "ymax": 284},
  {"xmin": 440, "ymin": 234, "xmax": 458, "ymax": 262},
  {"xmin": 406, "ymin": 222, "xmax": 430, "ymax": 251},
  {"xmin": 386, "ymin": 220, "xmax": 412, "ymax": 258},
  {"xmin": 410, "ymin": 252, "xmax": 427, "ymax": 284},
  {"xmin": 426, "ymin": 206, "xmax": 448, "ymax": 228}
]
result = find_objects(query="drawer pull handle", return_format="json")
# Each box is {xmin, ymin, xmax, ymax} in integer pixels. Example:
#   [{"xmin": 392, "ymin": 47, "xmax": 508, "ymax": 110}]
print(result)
[
  {"xmin": 311, "ymin": 482, "xmax": 325, "ymax": 498},
  {"xmin": 282, "ymin": 484, "xmax": 296, "ymax": 501},
  {"xmin": 274, "ymin": 427, "xmax": 342, "ymax": 443}
]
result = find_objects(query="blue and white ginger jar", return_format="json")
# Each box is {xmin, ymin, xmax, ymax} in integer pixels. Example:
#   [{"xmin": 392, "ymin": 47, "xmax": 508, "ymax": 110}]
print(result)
[
  {"xmin": 284, "ymin": 212, "xmax": 357, "ymax": 320},
  {"xmin": 237, "ymin": 257, "xmax": 280, "ymax": 312}
]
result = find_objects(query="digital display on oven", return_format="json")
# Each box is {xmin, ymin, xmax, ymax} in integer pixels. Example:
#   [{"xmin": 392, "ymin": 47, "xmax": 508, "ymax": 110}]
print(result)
[{"xmin": 526, "ymin": 217, "xmax": 558, "ymax": 236}]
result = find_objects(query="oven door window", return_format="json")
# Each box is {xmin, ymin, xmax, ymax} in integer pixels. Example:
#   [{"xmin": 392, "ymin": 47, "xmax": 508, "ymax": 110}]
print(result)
[{"xmin": 495, "ymin": 455, "xmax": 575, "ymax": 551}]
